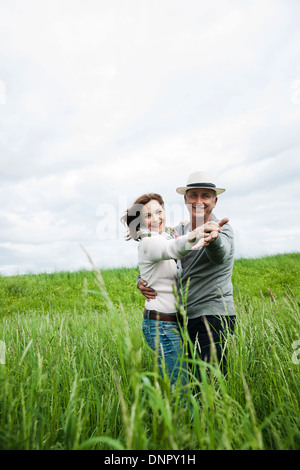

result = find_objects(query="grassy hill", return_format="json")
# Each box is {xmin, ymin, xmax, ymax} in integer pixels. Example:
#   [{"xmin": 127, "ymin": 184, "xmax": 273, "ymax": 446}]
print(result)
[
  {"xmin": 0, "ymin": 253, "xmax": 299, "ymax": 450},
  {"xmin": 1, "ymin": 253, "xmax": 299, "ymax": 317}
]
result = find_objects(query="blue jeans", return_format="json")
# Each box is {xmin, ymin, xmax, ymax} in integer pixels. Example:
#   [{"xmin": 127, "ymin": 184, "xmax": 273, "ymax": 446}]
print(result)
[{"xmin": 142, "ymin": 315, "xmax": 187, "ymax": 388}]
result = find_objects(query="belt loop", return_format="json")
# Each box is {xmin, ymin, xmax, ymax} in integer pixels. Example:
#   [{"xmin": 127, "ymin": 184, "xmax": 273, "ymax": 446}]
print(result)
[{"xmin": 144, "ymin": 309, "xmax": 150, "ymax": 319}]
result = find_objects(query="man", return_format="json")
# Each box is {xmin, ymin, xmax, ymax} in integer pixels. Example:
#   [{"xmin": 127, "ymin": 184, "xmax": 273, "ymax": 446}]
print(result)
[{"xmin": 138, "ymin": 170, "xmax": 236, "ymax": 374}]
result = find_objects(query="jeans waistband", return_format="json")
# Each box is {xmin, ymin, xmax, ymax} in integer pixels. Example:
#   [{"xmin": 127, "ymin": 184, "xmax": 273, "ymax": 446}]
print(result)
[{"xmin": 143, "ymin": 309, "xmax": 180, "ymax": 322}]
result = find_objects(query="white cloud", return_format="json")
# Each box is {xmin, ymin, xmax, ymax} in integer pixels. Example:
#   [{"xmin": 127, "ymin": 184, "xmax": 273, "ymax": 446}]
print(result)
[{"xmin": 0, "ymin": 0, "xmax": 299, "ymax": 275}]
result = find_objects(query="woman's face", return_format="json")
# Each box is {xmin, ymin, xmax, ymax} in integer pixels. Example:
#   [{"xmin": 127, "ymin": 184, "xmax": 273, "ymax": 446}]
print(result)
[{"xmin": 141, "ymin": 200, "xmax": 166, "ymax": 234}]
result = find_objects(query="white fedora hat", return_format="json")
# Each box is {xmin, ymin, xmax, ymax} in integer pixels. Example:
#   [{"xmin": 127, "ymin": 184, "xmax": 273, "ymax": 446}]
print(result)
[{"xmin": 176, "ymin": 171, "xmax": 226, "ymax": 195}]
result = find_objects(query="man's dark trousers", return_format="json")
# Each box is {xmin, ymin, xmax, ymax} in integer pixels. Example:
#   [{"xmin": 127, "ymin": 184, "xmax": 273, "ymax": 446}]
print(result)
[{"xmin": 187, "ymin": 314, "xmax": 236, "ymax": 377}]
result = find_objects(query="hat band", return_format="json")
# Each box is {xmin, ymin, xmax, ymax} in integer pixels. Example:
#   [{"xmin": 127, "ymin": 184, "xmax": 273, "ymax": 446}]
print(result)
[{"xmin": 187, "ymin": 182, "xmax": 216, "ymax": 189}]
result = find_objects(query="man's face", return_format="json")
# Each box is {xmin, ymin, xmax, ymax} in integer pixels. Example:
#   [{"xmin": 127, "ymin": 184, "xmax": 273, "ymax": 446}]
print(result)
[{"xmin": 185, "ymin": 188, "xmax": 217, "ymax": 225}]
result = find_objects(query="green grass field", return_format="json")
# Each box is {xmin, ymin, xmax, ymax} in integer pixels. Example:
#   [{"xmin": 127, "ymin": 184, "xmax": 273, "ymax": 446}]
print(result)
[{"xmin": 0, "ymin": 253, "xmax": 299, "ymax": 450}]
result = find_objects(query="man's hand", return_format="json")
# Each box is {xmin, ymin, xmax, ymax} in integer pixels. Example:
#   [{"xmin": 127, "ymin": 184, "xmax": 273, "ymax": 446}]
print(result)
[
  {"xmin": 191, "ymin": 217, "xmax": 229, "ymax": 250},
  {"xmin": 137, "ymin": 278, "xmax": 157, "ymax": 302}
]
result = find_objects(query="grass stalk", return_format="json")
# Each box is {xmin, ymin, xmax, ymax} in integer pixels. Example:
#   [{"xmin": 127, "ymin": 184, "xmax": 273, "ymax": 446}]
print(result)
[{"xmin": 0, "ymin": 253, "xmax": 299, "ymax": 449}]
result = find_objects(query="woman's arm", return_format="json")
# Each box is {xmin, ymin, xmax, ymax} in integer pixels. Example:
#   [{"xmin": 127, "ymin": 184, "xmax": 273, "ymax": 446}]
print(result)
[
  {"xmin": 141, "ymin": 234, "xmax": 193, "ymax": 263},
  {"xmin": 141, "ymin": 220, "xmax": 224, "ymax": 262}
]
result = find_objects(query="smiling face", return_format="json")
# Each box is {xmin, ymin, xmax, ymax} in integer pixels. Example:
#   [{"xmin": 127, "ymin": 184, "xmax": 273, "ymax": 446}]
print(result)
[
  {"xmin": 185, "ymin": 188, "xmax": 217, "ymax": 227},
  {"xmin": 141, "ymin": 200, "xmax": 166, "ymax": 234}
]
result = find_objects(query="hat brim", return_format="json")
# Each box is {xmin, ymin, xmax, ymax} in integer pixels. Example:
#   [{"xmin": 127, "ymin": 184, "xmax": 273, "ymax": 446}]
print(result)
[{"xmin": 176, "ymin": 186, "xmax": 226, "ymax": 195}]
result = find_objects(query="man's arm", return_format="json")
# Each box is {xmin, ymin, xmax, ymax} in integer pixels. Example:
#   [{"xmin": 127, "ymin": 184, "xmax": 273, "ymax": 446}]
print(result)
[
  {"xmin": 205, "ymin": 221, "xmax": 234, "ymax": 264},
  {"xmin": 137, "ymin": 220, "xmax": 227, "ymax": 300}
]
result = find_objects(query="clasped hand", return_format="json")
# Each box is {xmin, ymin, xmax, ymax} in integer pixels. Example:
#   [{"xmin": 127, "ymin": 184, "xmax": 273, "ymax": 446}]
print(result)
[
  {"xmin": 137, "ymin": 217, "xmax": 229, "ymax": 300},
  {"xmin": 188, "ymin": 217, "xmax": 229, "ymax": 250}
]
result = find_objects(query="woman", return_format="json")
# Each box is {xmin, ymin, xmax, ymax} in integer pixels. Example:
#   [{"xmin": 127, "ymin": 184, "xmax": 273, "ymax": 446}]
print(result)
[{"xmin": 121, "ymin": 193, "xmax": 221, "ymax": 387}]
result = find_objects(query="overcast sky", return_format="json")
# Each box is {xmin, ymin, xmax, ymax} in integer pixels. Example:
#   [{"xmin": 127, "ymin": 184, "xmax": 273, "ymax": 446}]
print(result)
[{"xmin": 0, "ymin": 0, "xmax": 300, "ymax": 276}]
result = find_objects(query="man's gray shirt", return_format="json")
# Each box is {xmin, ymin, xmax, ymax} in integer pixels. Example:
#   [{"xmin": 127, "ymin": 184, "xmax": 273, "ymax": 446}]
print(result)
[{"xmin": 175, "ymin": 214, "xmax": 236, "ymax": 319}]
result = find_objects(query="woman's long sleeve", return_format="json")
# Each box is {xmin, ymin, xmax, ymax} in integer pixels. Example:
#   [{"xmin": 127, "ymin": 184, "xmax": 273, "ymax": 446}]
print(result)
[{"xmin": 140, "ymin": 235, "xmax": 194, "ymax": 263}]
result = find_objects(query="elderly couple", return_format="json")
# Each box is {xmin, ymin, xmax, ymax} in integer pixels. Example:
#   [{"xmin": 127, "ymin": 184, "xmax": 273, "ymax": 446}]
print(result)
[{"xmin": 122, "ymin": 171, "xmax": 236, "ymax": 387}]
